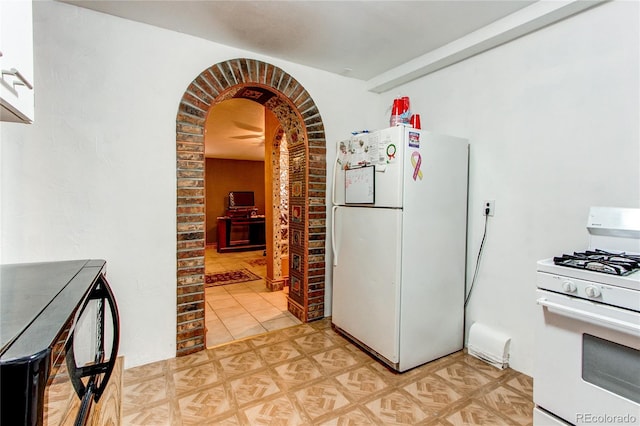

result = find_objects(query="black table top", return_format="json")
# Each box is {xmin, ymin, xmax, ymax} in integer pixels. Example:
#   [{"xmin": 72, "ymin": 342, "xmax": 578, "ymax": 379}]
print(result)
[{"xmin": 0, "ymin": 259, "xmax": 105, "ymax": 361}]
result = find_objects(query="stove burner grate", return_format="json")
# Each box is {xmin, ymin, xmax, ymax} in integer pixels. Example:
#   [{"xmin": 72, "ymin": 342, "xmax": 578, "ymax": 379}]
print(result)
[{"xmin": 553, "ymin": 249, "xmax": 640, "ymax": 276}]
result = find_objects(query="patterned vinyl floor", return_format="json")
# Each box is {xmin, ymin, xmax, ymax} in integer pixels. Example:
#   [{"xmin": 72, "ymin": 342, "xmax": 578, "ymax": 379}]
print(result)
[{"xmin": 122, "ymin": 318, "xmax": 533, "ymax": 425}]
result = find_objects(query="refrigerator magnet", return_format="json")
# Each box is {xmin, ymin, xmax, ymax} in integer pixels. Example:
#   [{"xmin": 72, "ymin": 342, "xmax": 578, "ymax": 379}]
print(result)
[
  {"xmin": 411, "ymin": 151, "xmax": 423, "ymax": 181},
  {"xmin": 345, "ymin": 165, "xmax": 375, "ymax": 204},
  {"xmin": 408, "ymin": 131, "xmax": 420, "ymax": 148},
  {"xmin": 386, "ymin": 144, "xmax": 396, "ymax": 161}
]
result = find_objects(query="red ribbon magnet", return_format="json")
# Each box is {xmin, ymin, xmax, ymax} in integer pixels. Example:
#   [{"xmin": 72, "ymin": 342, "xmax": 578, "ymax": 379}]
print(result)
[{"xmin": 411, "ymin": 151, "xmax": 423, "ymax": 181}]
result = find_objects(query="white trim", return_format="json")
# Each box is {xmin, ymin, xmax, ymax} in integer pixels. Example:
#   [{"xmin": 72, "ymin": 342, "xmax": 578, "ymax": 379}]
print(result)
[{"xmin": 366, "ymin": 0, "xmax": 605, "ymax": 93}]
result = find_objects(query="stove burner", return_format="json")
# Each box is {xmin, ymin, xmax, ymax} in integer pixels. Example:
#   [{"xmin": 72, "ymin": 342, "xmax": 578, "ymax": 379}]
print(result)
[{"xmin": 553, "ymin": 250, "xmax": 640, "ymax": 276}]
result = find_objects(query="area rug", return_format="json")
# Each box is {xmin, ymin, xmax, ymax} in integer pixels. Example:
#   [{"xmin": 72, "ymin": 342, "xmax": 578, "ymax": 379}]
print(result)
[
  {"xmin": 247, "ymin": 258, "xmax": 267, "ymax": 267},
  {"xmin": 205, "ymin": 268, "xmax": 262, "ymax": 287}
]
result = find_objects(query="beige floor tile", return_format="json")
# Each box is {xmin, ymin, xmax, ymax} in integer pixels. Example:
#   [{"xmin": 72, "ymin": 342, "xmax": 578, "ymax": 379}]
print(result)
[
  {"xmin": 312, "ymin": 347, "xmax": 359, "ymax": 374},
  {"xmin": 245, "ymin": 281, "xmax": 268, "ymax": 292},
  {"xmin": 434, "ymin": 361, "xmax": 492, "ymax": 395},
  {"xmin": 124, "ymin": 360, "xmax": 166, "ymax": 384},
  {"xmin": 206, "ymin": 319, "xmax": 232, "ymax": 341},
  {"xmin": 257, "ymin": 341, "xmax": 302, "ymax": 365},
  {"xmin": 219, "ymin": 351, "xmax": 265, "ymax": 378},
  {"xmin": 294, "ymin": 379, "xmax": 351, "ymax": 420},
  {"xmin": 365, "ymin": 389, "xmax": 430, "ymax": 425},
  {"xmin": 122, "ymin": 401, "xmax": 178, "ymax": 426},
  {"xmin": 205, "ymin": 286, "xmax": 228, "ymax": 296},
  {"xmin": 172, "ymin": 362, "xmax": 220, "ymax": 396},
  {"xmin": 403, "ymin": 374, "xmax": 464, "ymax": 415},
  {"xmin": 122, "ymin": 375, "xmax": 169, "ymax": 415},
  {"xmin": 123, "ymin": 321, "xmax": 534, "ymax": 426},
  {"xmin": 241, "ymin": 395, "xmax": 304, "ymax": 425},
  {"xmin": 335, "ymin": 365, "xmax": 388, "ymax": 399},
  {"xmin": 168, "ymin": 350, "xmax": 211, "ymax": 371},
  {"xmin": 214, "ymin": 306, "xmax": 249, "ymax": 320},
  {"xmin": 273, "ymin": 357, "xmax": 324, "ymax": 390},
  {"xmin": 209, "ymin": 296, "xmax": 241, "ymax": 310},
  {"xmin": 260, "ymin": 291, "xmax": 287, "ymax": 304},
  {"xmin": 207, "ymin": 340, "xmax": 253, "ymax": 358},
  {"xmin": 261, "ymin": 314, "xmax": 300, "ymax": 331},
  {"xmin": 444, "ymin": 400, "xmax": 512, "ymax": 425},
  {"xmin": 234, "ymin": 296, "xmax": 267, "ymax": 309},
  {"xmin": 204, "ymin": 309, "xmax": 219, "ymax": 321},
  {"xmin": 294, "ymin": 331, "xmax": 339, "ymax": 353},
  {"xmin": 230, "ymin": 370, "xmax": 282, "ymax": 407},
  {"xmin": 221, "ymin": 312, "xmax": 260, "ymax": 328},
  {"xmin": 279, "ymin": 324, "xmax": 317, "ymax": 338},
  {"xmin": 228, "ymin": 323, "xmax": 268, "ymax": 340},
  {"xmin": 479, "ymin": 385, "xmax": 534, "ymax": 425},
  {"xmin": 205, "ymin": 248, "xmax": 300, "ymax": 348},
  {"xmin": 178, "ymin": 384, "xmax": 233, "ymax": 424},
  {"xmin": 250, "ymin": 306, "xmax": 286, "ymax": 322},
  {"xmin": 225, "ymin": 283, "xmax": 254, "ymax": 295},
  {"xmin": 506, "ymin": 374, "xmax": 534, "ymax": 398},
  {"xmin": 323, "ymin": 407, "xmax": 377, "ymax": 425},
  {"xmin": 247, "ymin": 330, "xmax": 290, "ymax": 348}
]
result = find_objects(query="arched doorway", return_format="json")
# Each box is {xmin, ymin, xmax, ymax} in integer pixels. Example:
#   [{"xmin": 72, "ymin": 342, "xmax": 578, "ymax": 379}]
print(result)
[{"xmin": 175, "ymin": 59, "xmax": 327, "ymax": 356}]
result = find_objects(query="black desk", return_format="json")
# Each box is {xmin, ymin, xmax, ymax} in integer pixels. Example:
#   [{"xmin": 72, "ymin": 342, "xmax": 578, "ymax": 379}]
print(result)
[{"xmin": 217, "ymin": 216, "xmax": 266, "ymax": 253}]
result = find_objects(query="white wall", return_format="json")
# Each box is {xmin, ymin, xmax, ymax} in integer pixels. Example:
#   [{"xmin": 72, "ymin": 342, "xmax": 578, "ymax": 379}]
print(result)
[
  {"xmin": 4, "ymin": 0, "xmax": 637, "ymax": 376},
  {"xmin": 379, "ymin": 0, "xmax": 639, "ymax": 375},
  {"xmin": 0, "ymin": 0, "xmax": 379, "ymax": 368}
]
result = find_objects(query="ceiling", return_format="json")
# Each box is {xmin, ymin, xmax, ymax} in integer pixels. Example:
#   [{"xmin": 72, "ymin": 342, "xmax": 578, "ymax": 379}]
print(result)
[
  {"xmin": 205, "ymin": 99, "xmax": 267, "ymax": 161},
  {"xmin": 62, "ymin": 1, "xmax": 536, "ymax": 81},
  {"xmin": 58, "ymin": 0, "xmax": 555, "ymax": 160}
]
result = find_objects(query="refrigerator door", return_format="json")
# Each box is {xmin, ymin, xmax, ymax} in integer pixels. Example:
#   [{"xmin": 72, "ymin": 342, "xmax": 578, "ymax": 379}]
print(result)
[
  {"xmin": 332, "ymin": 206, "xmax": 402, "ymax": 363},
  {"xmin": 332, "ymin": 127, "xmax": 407, "ymax": 208}
]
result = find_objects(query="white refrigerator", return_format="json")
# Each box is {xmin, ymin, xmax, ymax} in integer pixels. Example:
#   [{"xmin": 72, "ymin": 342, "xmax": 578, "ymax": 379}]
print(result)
[{"xmin": 331, "ymin": 126, "xmax": 469, "ymax": 372}]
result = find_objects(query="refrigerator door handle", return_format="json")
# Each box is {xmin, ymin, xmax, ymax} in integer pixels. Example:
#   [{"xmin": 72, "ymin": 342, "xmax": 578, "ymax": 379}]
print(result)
[
  {"xmin": 332, "ymin": 143, "xmax": 340, "ymax": 206},
  {"xmin": 331, "ymin": 205, "xmax": 339, "ymax": 267}
]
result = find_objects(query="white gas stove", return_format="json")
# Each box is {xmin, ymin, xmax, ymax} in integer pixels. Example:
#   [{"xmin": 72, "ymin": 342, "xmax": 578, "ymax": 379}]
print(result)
[{"xmin": 534, "ymin": 207, "xmax": 640, "ymax": 426}]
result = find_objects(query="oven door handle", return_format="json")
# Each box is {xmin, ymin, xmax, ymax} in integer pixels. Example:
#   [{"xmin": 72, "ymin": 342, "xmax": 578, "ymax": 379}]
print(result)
[
  {"xmin": 537, "ymin": 297, "xmax": 640, "ymax": 337},
  {"xmin": 65, "ymin": 274, "xmax": 120, "ymax": 426}
]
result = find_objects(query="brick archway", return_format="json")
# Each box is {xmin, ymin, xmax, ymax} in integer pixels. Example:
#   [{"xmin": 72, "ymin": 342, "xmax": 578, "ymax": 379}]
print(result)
[{"xmin": 176, "ymin": 59, "xmax": 327, "ymax": 356}]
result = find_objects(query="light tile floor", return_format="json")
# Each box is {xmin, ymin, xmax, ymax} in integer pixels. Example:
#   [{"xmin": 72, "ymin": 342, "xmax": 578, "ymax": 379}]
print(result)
[
  {"xmin": 122, "ymin": 318, "xmax": 534, "ymax": 425},
  {"xmin": 205, "ymin": 248, "xmax": 301, "ymax": 347}
]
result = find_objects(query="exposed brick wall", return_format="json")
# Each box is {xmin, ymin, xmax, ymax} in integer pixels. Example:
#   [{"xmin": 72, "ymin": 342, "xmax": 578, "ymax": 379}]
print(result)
[{"xmin": 176, "ymin": 59, "xmax": 327, "ymax": 356}]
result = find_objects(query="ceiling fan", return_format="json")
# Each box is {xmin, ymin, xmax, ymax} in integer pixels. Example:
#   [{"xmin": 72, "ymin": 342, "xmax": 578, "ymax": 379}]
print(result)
[{"xmin": 230, "ymin": 120, "xmax": 265, "ymax": 144}]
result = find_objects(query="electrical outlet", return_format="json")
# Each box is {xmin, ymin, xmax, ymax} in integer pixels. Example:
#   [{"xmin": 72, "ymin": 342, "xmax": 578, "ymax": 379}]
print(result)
[{"xmin": 483, "ymin": 200, "xmax": 495, "ymax": 217}]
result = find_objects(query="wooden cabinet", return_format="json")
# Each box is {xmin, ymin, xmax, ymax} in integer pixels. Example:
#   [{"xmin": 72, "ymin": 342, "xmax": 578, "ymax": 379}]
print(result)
[
  {"xmin": 217, "ymin": 217, "xmax": 266, "ymax": 253},
  {"xmin": 0, "ymin": 0, "xmax": 34, "ymax": 123}
]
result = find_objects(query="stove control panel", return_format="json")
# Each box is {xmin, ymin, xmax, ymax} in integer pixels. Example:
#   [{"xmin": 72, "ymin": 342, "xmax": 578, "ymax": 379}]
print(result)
[
  {"xmin": 561, "ymin": 281, "xmax": 577, "ymax": 293},
  {"xmin": 584, "ymin": 285, "xmax": 601, "ymax": 298},
  {"xmin": 537, "ymin": 272, "xmax": 640, "ymax": 312}
]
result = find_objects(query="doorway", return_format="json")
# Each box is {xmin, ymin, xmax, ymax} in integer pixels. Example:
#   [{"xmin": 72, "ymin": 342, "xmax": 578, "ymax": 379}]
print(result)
[
  {"xmin": 175, "ymin": 59, "xmax": 328, "ymax": 357},
  {"xmin": 203, "ymin": 99, "xmax": 300, "ymax": 346}
]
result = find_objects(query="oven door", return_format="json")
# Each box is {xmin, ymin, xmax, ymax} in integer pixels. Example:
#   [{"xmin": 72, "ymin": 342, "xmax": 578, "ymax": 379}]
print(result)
[
  {"xmin": 534, "ymin": 289, "xmax": 640, "ymax": 425},
  {"xmin": 45, "ymin": 273, "xmax": 120, "ymax": 426}
]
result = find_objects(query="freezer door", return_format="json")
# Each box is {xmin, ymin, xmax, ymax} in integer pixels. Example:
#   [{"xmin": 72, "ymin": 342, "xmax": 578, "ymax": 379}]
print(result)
[
  {"xmin": 369, "ymin": 127, "xmax": 406, "ymax": 207},
  {"xmin": 332, "ymin": 127, "xmax": 406, "ymax": 208},
  {"xmin": 331, "ymin": 206, "xmax": 402, "ymax": 363}
]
